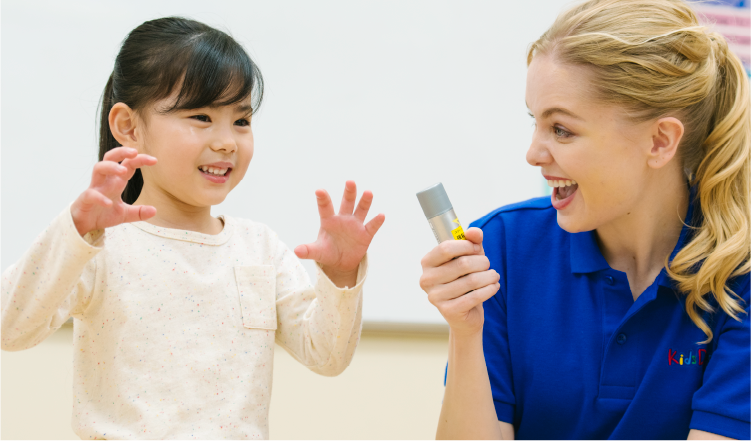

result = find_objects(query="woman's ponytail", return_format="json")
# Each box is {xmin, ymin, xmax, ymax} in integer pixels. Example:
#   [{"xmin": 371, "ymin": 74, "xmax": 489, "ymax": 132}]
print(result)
[
  {"xmin": 98, "ymin": 72, "xmax": 143, "ymax": 205},
  {"xmin": 667, "ymin": 33, "xmax": 750, "ymax": 343}
]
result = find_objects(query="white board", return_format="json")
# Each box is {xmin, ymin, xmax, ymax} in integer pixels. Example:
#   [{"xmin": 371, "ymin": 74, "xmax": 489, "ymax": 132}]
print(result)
[{"xmin": 1, "ymin": 0, "xmax": 571, "ymax": 325}]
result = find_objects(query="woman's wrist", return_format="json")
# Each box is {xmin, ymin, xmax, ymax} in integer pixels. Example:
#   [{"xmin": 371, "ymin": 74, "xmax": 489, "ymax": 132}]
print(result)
[{"xmin": 450, "ymin": 326, "xmax": 485, "ymax": 346}]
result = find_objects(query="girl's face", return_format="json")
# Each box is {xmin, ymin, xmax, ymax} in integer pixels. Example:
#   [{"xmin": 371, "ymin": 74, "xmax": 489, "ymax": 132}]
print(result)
[
  {"xmin": 525, "ymin": 54, "xmax": 658, "ymax": 233},
  {"xmin": 137, "ymin": 97, "xmax": 254, "ymax": 208}
]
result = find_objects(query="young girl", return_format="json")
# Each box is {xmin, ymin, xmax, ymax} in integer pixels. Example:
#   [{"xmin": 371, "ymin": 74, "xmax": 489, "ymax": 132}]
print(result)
[
  {"xmin": 1, "ymin": 17, "xmax": 384, "ymax": 439},
  {"xmin": 420, "ymin": 0, "xmax": 749, "ymax": 439}
]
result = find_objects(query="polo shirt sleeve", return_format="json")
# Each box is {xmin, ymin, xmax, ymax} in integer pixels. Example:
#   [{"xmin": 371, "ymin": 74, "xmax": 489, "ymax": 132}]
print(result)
[
  {"xmin": 689, "ymin": 276, "xmax": 751, "ymax": 439},
  {"xmin": 472, "ymin": 214, "xmax": 516, "ymax": 425}
]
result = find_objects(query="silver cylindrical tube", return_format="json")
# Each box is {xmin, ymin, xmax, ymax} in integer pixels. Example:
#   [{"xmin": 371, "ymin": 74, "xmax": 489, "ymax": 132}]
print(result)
[{"xmin": 416, "ymin": 183, "xmax": 466, "ymax": 244}]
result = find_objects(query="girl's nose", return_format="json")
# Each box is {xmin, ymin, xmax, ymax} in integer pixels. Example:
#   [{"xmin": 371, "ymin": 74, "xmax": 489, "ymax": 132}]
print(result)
[
  {"xmin": 210, "ymin": 137, "xmax": 237, "ymax": 154},
  {"xmin": 526, "ymin": 134, "xmax": 553, "ymax": 168}
]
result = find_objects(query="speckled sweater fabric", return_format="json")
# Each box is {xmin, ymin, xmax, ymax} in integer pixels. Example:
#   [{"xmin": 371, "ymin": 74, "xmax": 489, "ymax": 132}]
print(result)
[{"xmin": 1, "ymin": 206, "xmax": 366, "ymax": 439}]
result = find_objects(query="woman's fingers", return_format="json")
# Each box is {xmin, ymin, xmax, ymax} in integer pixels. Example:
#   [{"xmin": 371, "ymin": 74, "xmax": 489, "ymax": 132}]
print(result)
[
  {"xmin": 421, "ymin": 239, "xmax": 481, "ymax": 269},
  {"xmin": 353, "ymin": 190, "xmax": 373, "ymax": 222},
  {"xmin": 428, "ymin": 269, "xmax": 500, "ymax": 303},
  {"xmin": 421, "ymin": 254, "xmax": 491, "ymax": 288},
  {"xmin": 464, "ymin": 227, "xmax": 484, "ymax": 254},
  {"xmin": 443, "ymin": 282, "xmax": 500, "ymax": 315},
  {"xmin": 338, "ymin": 180, "xmax": 357, "ymax": 215},
  {"xmin": 315, "ymin": 189, "xmax": 335, "ymax": 220}
]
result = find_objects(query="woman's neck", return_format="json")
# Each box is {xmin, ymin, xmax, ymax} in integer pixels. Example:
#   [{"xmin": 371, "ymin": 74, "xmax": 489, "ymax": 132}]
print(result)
[
  {"xmin": 595, "ymin": 171, "xmax": 689, "ymax": 300},
  {"xmin": 132, "ymin": 185, "xmax": 224, "ymax": 235}
]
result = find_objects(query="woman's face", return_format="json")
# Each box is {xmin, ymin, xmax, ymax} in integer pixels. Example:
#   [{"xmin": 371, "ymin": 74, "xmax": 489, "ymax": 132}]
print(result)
[
  {"xmin": 136, "ymin": 97, "xmax": 255, "ymax": 208},
  {"xmin": 525, "ymin": 54, "xmax": 657, "ymax": 233}
]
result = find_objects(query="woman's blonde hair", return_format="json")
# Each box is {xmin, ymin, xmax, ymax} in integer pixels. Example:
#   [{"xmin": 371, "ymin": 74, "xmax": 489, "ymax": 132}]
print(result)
[{"xmin": 528, "ymin": 0, "xmax": 750, "ymax": 342}]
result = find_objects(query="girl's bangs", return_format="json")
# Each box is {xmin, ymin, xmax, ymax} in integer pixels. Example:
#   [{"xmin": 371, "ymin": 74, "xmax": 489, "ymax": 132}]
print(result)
[{"xmin": 167, "ymin": 32, "xmax": 263, "ymax": 113}]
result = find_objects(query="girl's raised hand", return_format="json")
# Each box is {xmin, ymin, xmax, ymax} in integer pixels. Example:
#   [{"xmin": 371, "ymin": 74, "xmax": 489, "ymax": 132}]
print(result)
[
  {"xmin": 419, "ymin": 228, "xmax": 500, "ymax": 337},
  {"xmin": 70, "ymin": 147, "xmax": 157, "ymax": 237},
  {"xmin": 294, "ymin": 181, "xmax": 385, "ymax": 288}
]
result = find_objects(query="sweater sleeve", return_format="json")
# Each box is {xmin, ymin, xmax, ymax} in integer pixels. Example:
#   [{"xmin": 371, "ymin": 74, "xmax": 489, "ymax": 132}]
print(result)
[
  {"xmin": 271, "ymin": 231, "xmax": 366, "ymax": 377},
  {"xmin": 1, "ymin": 205, "xmax": 104, "ymax": 351}
]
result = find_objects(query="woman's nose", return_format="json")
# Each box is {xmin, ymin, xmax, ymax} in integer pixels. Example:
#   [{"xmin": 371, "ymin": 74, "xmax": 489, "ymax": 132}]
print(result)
[{"xmin": 526, "ymin": 135, "xmax": 553, "ymax": 167}]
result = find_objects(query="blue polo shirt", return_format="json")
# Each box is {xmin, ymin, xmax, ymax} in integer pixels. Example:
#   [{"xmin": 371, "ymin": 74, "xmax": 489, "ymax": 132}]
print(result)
[{"xmin": 472, "ymin": 195, "xmax": 750, "ymax": 439}]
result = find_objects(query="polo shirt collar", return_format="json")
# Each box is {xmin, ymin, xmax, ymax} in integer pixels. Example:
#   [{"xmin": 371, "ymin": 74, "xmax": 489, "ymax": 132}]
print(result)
[{"xmin": 570, "ymin": 184, "xmax": 698, "ymax": 278}]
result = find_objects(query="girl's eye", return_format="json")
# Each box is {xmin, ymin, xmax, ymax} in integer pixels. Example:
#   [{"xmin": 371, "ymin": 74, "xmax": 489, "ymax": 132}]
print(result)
[
  {"xmin": 234, "ymin": 118, "xmax": 250, "ymax": 127},
  {"xmin": 553, "ymin": 125, "xmax": 572, "ymax": 139},
  {"xmin": 191, "ymin": 114, "xmax": 211, "ymax": 123}
]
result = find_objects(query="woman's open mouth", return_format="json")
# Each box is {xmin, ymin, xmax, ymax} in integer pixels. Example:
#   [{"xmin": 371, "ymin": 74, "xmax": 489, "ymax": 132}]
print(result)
[
  {"xmin": 198, "ymin": 165, "xmax": 232, "ymax": 183},
  {"xmin": 549, "ymin": 179, "xmax": 578, "ymax": 210}
]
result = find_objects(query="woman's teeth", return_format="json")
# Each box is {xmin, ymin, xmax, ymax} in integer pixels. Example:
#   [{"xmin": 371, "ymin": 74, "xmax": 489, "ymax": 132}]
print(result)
[
  {"xmin": 547, "ymin": 179, "xmax": 577, "ymax": 187},
  {"xmin": 199, "ymin": 166, "xmax": 228, "ymax": 176}
]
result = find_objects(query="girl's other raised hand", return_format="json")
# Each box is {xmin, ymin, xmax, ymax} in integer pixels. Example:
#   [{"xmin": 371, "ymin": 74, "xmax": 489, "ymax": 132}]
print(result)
[
  {"xmin": 70, "ymin": 147, "xmax": 157, "ymax": 237},
  {"xmin": 419, "ymin": 228, "xmax": 500, "ymax": 337},
  {"xmin": 294, "ymin": 180, "xmax": 385, "ymax": 288}
]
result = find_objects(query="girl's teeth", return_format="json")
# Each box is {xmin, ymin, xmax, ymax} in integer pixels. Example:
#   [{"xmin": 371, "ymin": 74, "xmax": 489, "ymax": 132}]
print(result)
[{"xmin": 199, "ymin": 166, "xmax": 229, "ymax": 176}]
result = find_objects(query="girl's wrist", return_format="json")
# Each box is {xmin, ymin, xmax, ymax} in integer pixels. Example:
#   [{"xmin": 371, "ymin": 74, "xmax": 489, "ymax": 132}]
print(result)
[{"xmin": 320, "ymin": 264, "xmax": 359, "ymax": 289}]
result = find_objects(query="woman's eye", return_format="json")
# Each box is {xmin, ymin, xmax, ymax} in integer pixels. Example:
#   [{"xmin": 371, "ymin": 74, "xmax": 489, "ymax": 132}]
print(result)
[
  {"xmin": 553, "ymin": 126, "xmax": 572, "ymax": 138},
  {"xmin": 191, "ymin": 114, "xmax": 211, "ymax": 123},
  {"xmin": 234, "ymin": 118, "xmax": 250, "ymax": 127}
]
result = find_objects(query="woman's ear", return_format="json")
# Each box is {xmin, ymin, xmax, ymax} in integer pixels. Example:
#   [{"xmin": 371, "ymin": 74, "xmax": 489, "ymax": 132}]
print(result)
[
  {"xmin": 109, "ymin": 103, "xmax": 140, "ymax": 148},
  {"xmin": 647, "ymin": 117, "xmax": 684, "ymax": 169}
]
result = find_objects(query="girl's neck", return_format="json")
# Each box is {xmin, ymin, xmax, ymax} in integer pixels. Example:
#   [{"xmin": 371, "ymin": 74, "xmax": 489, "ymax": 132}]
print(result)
[
  {"xmin": 132, "ymin": 185, "xmax": 224, "ymax": 235},
  {"xmin": 594, "ymin": 169, "xmax": 689, "ymax": 300}
]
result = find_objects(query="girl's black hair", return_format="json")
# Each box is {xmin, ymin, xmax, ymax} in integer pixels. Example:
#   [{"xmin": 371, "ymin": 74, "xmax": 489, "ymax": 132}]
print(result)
[{"xmin": 98, "ymin": 17, "xmax": 264, "ymax": 204}]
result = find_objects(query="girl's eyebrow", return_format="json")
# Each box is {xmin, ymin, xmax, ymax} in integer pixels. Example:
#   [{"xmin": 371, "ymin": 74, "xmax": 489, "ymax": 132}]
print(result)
[{"xmin": 235, "ymin": 103, "xmax": 253, "ymax": 114}]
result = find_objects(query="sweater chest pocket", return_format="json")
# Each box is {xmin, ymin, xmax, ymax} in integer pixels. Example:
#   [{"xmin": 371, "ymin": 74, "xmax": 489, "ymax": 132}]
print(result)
[{"xmin": 234, "ymin": 265, "xmax": 277, "ymax": 330}]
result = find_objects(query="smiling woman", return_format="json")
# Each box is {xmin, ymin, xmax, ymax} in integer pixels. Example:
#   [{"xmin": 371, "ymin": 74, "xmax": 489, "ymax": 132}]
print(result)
[{"xmin": 420, "ymin": 0, "xmax": 750, "ymax": 439}]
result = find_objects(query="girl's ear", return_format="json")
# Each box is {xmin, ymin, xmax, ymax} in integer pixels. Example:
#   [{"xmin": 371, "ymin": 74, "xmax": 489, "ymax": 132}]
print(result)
[
  {"xmin": 647, "ymin": 117, "xmax": 684, "ymax": 169},
  {"xmin": 109, "ymin": 103, "xmax": 140, "ymax": 149}
]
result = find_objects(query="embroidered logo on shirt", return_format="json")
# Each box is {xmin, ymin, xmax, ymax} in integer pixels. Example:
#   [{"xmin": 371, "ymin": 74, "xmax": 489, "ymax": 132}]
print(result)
[{"xmin": 668, "ymin": 348, "xmax": 708, "ymax": 366}]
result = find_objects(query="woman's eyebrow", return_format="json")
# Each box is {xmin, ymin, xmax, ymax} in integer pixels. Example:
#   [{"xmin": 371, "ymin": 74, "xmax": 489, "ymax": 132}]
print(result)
[
  {"xmin": 541, "ymin": 107, "xmax": 583, "ymax": 120},
  {"xmin": 525, "ymin": 104, "xmax": 584, "ymax": 121}
]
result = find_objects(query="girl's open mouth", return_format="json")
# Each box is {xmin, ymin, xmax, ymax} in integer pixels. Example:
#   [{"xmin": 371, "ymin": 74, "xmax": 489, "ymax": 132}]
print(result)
[
  {"xmin": 198, "ymin": 165, "xmax": 232, "ymax": 183},
  {"xmin": 549, "ymin": 179, "xmax": 578, "ymax": 210}
]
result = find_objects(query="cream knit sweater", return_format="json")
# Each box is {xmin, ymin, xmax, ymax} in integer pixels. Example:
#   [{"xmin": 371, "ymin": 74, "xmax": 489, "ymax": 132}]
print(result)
[{"xmin": 1, "ymin": 206, "xmax": 366, "ymax": 439}]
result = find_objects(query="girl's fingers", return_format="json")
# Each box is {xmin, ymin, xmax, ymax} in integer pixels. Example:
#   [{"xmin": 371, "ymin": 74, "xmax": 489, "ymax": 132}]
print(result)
[
  {"xmin": 293, "ymin": 242, "xmax": 323, "ymax": 261},
  {"xmin": 353, "ymin": 190, "xmax": 373, "ymax": 222},
  {"xmin": 82, "ymin": 188, "xmax": 113, "ymax": 208},
  {"xmin": 91, "ymin": 161, "xmax": 128, "ymax": 188},
  {"xmin": 364, "ymin": 213, "xmax": 385, "ymax": 237},
  {"xmin": 102, "ymin": 146, "xmax": 139, "ymax": 163},
  {"xmin": 421, "ymin": 239, "xmax": 481, "ymax": 268},
  {"xmin": 123, "ymin": 205, "xmax": 156, "ymax": 223},
  {"xmin": 429, "ymin": 269, "xmax": 499, "ymax": 303},
  {"xmin": 121, "ymin": 154, "xmax": 158, "ymax": 179},
  {"xmin": 315, "ymin": 189, "xmax": 335, "ymax": 220},
  {"xmin": 338, "ymin": 180, "xmax": 357, "ymax": 215},
  {"xmin": 421, "ymin": 255, "xmax": 491, "ymax": 288}
]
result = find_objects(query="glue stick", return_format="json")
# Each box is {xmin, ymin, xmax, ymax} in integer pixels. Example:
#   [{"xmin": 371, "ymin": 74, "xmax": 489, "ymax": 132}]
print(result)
[{"xmin": 416, "ymin": 183, "xmax": 466, "ymax": 243}]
